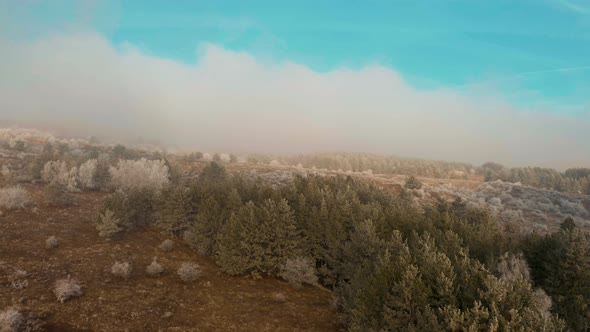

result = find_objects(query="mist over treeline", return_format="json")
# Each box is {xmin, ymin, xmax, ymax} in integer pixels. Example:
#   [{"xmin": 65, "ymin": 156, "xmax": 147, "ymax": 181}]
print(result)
[{"xmin": 1, "ymin": 31, "xmax": 589, "ymax": 168}]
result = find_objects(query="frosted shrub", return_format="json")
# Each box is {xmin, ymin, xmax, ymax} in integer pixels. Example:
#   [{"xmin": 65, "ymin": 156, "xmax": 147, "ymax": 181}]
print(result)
[
  {"xmin": 271, "ymin": 293, "xmax": 287, "ymax": 303},
  {"xmin": 279, "ymin": 257, "xmax": 318, "ymax": 288},
  {"xmin": 78, "ymin": 159, "xmax": 97, "ymax": 190},
  {"xmin": 96, "ymin": 209, "xmax": 123, "ymax": 238},
  {"xmin": 41, "ymin": 161, "xmax": 67, "ymax": 184},
  {"xmin": 177, "ymin": 262, "xmax": 202, "ymax": 282},
  {"xmin": 0, "ymin": 186, "xmax": 30, "ymax": 209},
  {"xmin": 159, "ymin": 239, "xmax": 174, "ymax": 252},
  {"xmin": 1, "ymin": 165, "xmax": 9, "ymax": 178},
  {"xmin": 0, "ymin": 307, "xmax": 22, "ymax": 332},
  {"xmin": 110, "ymin": 158, "xmax": 169, "ymax": 192},
  {"xmin": 111, "ymin": 261, "xmax": 132, "ymax": 279},
  {"xmin": 54, "ymin": 277, "xmax": 82, "ymax": 303},
  {"xmin": 46, "ymin": 236, "xmax": 59, "ymax": 249},
  {"xmin": 41, "ymin": 161, "xmax": 78, "ymax": 192},
  {"xmin": 497, "ymin": 253, "xmax": 530, "ymax": 282},
  {"xmin": 146, "ymin": 258, "xmax": 164, "ymax": 276}
]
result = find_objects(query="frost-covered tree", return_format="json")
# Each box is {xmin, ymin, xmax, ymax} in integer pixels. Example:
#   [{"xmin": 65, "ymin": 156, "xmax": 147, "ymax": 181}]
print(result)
[
  {"xmin": 78, "ymin": 159, "xmax": 97, "ymax": 190},
  {"xmin": 109, "ymin": 158, "xmax": 169, "ymax": 192}
]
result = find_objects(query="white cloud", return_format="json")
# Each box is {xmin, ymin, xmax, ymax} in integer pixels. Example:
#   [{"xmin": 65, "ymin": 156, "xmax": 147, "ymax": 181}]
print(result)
[{"xmin": 0, "ymin": 32, "xmax": 589, "ymax": 168}]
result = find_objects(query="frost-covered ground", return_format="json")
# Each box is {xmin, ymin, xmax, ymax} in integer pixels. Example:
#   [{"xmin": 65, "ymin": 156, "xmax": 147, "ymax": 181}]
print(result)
[{"xmin": 416, "ymin": 180, "xmax": 590, "ymax": 232}]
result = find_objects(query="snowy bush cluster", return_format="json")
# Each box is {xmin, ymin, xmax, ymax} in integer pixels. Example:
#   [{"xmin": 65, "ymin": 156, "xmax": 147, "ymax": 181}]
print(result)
[
  {"xmin": 279, "ymin": 152, "xmax": 475, "ymax": 178},
  {"xmin": 0, "ymin": 127, "xmax": 92, "ymax": 152},
  {"xmin": 109, "ymin": 158, "xmax": 170, "ymax": 192}
]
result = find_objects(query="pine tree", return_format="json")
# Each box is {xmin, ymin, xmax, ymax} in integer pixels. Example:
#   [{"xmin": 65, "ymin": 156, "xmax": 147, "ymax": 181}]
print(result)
[
  {"xmin": 156, "ymin": 186, "xmax": 193, "ymax": 235},
  {"xmin": 214, "ymin": 199, "xmax": 301, "ymax": 277}
]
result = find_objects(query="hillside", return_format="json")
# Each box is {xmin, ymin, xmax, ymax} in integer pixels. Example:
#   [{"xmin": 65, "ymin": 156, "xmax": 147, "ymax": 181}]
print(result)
[
  {"xmin": 0, "ymin": 183, "xmax": 336, "ymax": 331},
  {"xmin": 0, "ymin": 128, "xmax": 589, "ymax": 331}
]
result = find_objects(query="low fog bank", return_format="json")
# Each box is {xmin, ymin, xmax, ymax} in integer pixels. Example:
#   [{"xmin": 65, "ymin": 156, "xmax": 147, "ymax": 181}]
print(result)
[{"xmin": 1, "ymin": 32, "xmax": 589, "ymax": 169}]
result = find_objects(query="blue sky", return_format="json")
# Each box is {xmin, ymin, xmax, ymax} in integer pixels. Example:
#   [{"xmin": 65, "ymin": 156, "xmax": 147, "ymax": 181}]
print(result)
[
  {"xmin": 1, "ymin": 1, "xmax": 589, "ymax": 166},
  {"xmin": 5, "ymin": 0, "xmax": 588, "ymax": 112}
]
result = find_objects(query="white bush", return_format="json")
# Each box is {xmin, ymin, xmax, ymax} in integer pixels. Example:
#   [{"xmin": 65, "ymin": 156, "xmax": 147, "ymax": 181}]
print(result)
[
  {"xmin": 497, "ymin": 253, "xmax": 530, "ymax": 282},
  {"xmin": 279, "ymin": 257, "xmax": 318, "ymax": 288},
  {"xmin": 0, "ymin": 307, "xmax": 22, "ymax": 332},
  {"xmin": 109, "ymin": 158, "xmax": 169, "ymax": 192},
  {"xmin": 46, "ymin": 236, "xmax": 59, "ymax": 249},
  {"xmin": 54, "ymin": 277, "xmax": 82, "ymax": 303},
  {"xmin": 78, "ymin": 159, "xmax": 97, "ymax": 190},
  {"xmin": 177, "ymin": 262, "xmax": 202, "ymax": 282},
  {"xmin": 111, "ymin": 261, "xmax": 132, "ymax": 279},
  {"xmin": 41, "ymin": 161, "xmax": 68, "ymax": 184},
  {"xmin": 158, "ymin": 239, "xmax": 174, "ymax": 252},
  {"xmin": 0, "ymin": 186, "xmax": 30, "ymax": 209},
  {"xmin": 146, "ymin": 258, "xmax": 164, "ymax": 276},
  {"xmin": 1, "ymin": 165, "xmax": 9, "ymax": 178},
  {"xmin": 271, "ymin": 292, "xmax": 287, "ymax": 303},
  {"xmin": 219, "ymin": 153, "xmax": 231, "ymax": 162},
  {"xmin": 42, "ymin": 161, "xmax": 79, "ymax": 192}
]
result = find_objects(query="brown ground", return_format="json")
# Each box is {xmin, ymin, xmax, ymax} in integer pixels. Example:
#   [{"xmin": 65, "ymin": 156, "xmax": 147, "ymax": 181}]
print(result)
[{"xmin": 0, "ymin": 183, "xmax": 338, "ymax": 331}]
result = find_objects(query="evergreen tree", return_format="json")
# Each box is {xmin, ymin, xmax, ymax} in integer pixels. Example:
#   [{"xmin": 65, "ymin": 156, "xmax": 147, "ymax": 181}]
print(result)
[{"xmin": 215, "ymin": 199, "xmax": 301, "ymax": 277}]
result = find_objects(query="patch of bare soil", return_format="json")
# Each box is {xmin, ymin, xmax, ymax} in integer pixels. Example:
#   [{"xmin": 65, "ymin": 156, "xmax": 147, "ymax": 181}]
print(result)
[{"xmin": 0, "ymin": 185, "xmax": 338, "ymax": 331}]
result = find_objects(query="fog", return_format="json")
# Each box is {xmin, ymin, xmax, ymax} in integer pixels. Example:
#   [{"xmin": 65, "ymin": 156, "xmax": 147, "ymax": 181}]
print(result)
[{"xmin": 0, "ymin": 31, "xmax": 589, "ymax": 168}]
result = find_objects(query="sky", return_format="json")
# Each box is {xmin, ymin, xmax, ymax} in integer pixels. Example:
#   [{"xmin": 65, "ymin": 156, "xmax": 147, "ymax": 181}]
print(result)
[{"xmin": 0, "ymin": 0, "xmax": 589, "ymax": 168}]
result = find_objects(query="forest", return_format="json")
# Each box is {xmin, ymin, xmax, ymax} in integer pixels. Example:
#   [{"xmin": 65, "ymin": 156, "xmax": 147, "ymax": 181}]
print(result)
[{"xmin": 95, "ymin": 158, "xmax": 588, "ymax": 331}]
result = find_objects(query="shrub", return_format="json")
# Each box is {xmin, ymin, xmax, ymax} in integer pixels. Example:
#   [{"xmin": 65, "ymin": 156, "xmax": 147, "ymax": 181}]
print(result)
[
  {"xmin": 1, "ymin": 165, "xmax": 10, "ymax": 178},
  {"xmin": 404, "ymin": 176, "xmax": 423, "ymax": 190},
  {"xmin": 109, "ymin": 158, "xmax": 169, "ymax": 192},
  {"xmin": 96, "ymin": 209, "xmax": 123, "ymax": 238},
  {"xmin": 0, "ymin": 307, "xmax": 22, "ymax": 332},
  {"xmin": 279, "ymin": 257, "xmax": 319, "ymax": 288},
  {"xmin": 146, "ymin": 258, "xmax": 164, "ymax": 276},
  {"xmin": 78, "ymin": 159, "xmax": 97, "ymax": 190},
  {"xmin": 271, "ymin": 293, "xmax": 287, "ymax": 303},
  {"xmin": 177, "ymin": 262, "xmax": 202, "ymax": 282},
  {"xmin": 45, "ymin": 181, "xmax": 77, "ymax": 207},
  {"xmin": 111, "ymin": 261, "xmax": 132, "ymax": 279},
  {"xmin": 9, "ymin": 269, "xmax": 28, "ymax": 290},
  {"xmin": 45, "ymin": 236, "xmax": 59, "ymax": 249},
  {"xmin": 0, "ymin": 186, "xmax": 30, "ymax": 209},
  {"xmin": 54, "ymin": 277, "xmax": 82, "ymax": 303},
  {"xmin": 159, "ymin": 239, "xmax": 174, "ymax": 252},
  {"xmin": 41, "ymin": 161, "xmax": 78, "ymax": 192}
]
